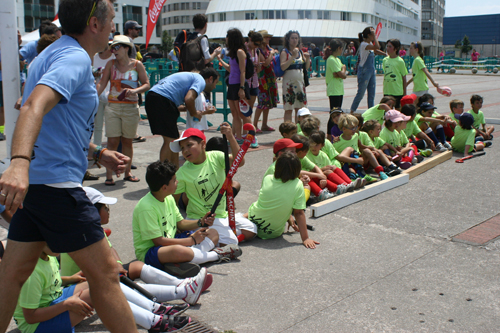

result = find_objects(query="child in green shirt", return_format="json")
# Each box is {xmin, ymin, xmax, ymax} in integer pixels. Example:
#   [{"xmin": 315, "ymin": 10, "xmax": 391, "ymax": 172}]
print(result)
[
  {"xmin": 400, "ymin": 103, "xmax": 435, "ymax": 153},
  {"xmin": 296, "ymin": 107, "xmax": 312, "ymax": 134},
  {"xmin": 415, "ymin": 102, "xmax": 452, "ymax": 152},
  {"xmin": 451, "ymin": 113, "xmax": 487, "ymax": 156},
  {"xmin": 380, "ymin": 110, "xmax": 414, "ymax": 169},
  {"xmin": 383, "ymin": 39, "xmax": 408, "ymax": 109},
  {"xmin": 361, "ymin": 96, "xmax": 396, "ymax": 125},
  {"xmin": 467, "ymin": 94, "xmax": 494, "ymax": 141},
  {"xmin": 407, "ymin": 41, "xmax": 439, "ymax": 97},
  {"xmin": 326, "ymin": 39, "xmax": 346, "ymax": 112},
  {"xmin": 279, "ymin": 121, "xmax": 298, "ymax": 138}
]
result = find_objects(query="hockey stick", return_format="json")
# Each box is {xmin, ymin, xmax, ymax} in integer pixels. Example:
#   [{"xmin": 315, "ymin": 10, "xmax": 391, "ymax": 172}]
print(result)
[
  {"xmin": 455, "ymin": 151, "xmax": 485, "ymax": 163},
  {"xmin": 120, "ymin": 275, "xmax": 157, "ymax": 302},
  {"xmin": 209, "ymin": 123, "xmax": 255, "ymax": 233}
]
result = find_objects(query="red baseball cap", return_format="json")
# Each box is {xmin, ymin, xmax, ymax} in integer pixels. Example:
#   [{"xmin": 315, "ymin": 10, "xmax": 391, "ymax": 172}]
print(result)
[
  {"xmin": 169, "ymin": 128, "xmax": 206, "ymax": 153},
  {"xmin": 273, "ymin": 138, "xmax": 303, "ymax": 154},
  {"xmin": 400, "ymin": 94, "xmax": 417, "ymax": 107}
]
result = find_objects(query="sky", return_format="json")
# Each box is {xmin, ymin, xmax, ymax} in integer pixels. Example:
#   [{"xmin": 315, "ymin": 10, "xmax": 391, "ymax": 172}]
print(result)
[{"xmin": 445, "ymin": 0, "xmax": 500, "ymax": 17}]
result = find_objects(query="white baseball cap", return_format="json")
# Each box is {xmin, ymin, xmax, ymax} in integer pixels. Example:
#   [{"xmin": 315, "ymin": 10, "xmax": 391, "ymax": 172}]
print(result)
[
  {"xmin": 297, "ymin": 107, "xmax": 312, "ymax": 117},
  {"xmin": 83, "ymin": 187, "xmax": 117, "ymax": 205}
]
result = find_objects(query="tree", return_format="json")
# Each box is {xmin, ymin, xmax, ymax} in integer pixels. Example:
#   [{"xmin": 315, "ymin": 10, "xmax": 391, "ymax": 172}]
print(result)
[
  {"xmin": 454, "ymin": 35, "xmax": 473, "ymax": 58},
  {"xmin": 158, "ymin": 30, "xmax": 173, "ymax": 57}
]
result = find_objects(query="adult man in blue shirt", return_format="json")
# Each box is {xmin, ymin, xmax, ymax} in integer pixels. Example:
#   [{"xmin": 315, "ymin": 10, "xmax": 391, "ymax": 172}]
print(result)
[
  {"xmin": 0, "ymin": 0, "xmax": 137, "ymax": 332},
  {"xmin": 145, "ymin": 68, "xmax": 219, "ymax": 167}
]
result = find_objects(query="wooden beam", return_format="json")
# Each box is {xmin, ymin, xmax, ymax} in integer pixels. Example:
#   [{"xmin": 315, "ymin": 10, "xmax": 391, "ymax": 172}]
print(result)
[
  {"xmin": 310, "ymin": 173, "xmax": 410, "ymax": 217},
  {"xmin": 403, "ymin": 150, "xmax": 452, "ymax": 179}
]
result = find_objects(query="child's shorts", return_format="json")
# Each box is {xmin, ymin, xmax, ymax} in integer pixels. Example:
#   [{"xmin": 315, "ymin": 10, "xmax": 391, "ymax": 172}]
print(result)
[
  {"xmin": 187, "ymin": 215, "xmax": 257, "ymax": 246},
  {"xmin": 34, "ymin": 284, "xmax": 76, "ymax": 333},
  {"xmin": 145, "ymin": 246, "xmax": 163, "ymax": 270}
]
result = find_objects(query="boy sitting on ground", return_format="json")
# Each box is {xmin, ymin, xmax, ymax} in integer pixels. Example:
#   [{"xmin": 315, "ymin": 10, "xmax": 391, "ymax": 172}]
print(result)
[
  {"xmin": 279, "ymin": 121, "xmax": 298, "ymax": 139},
  {"xmin": 467, "ymin": 94, "xmax": 494, "ymax": 141}
]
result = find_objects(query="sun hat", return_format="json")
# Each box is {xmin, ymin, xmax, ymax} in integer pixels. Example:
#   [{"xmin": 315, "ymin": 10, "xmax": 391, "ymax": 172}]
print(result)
[
  {"xmin": 257, "ymin": 30, "xmax": 273, "ymax": 38},
  {"xmin": 110, "ymin": 35, "xmax": 134, "ymax": 49},
  {"xmin": 385, "ymin": 110, "xmax": 411, "ymax": 122},
  {"xmin": 170, "ymin": 128, "xmax": 206, "ymax": 153}
]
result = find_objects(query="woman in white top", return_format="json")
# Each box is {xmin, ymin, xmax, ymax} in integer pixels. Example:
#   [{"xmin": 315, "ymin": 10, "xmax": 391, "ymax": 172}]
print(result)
[{"xmin": 350, "ymin": 27, "xmax": 387, "ymax": 113}]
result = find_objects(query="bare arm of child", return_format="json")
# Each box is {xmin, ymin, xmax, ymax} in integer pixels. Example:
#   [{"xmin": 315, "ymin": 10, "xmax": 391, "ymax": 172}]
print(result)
[
  {"xmin": 423, "ymin": 67, "xmax": 439, "ymax": 87},
  {"xmin": 177, "ymin": 212, "xmax": 215, "ymax": 231},
  {"xmin": 217, "ymin": 54, "xmax": 230, "ymax": 72},
  {"xmin": 220, "ymin": 122, "xmax": 246, "ymax": 167},
  {"xmin": 293, "ymin": 209, "xmax": 319, "ymax": 249},
  {"xmin": 300, "ymin": 165, "xmax": 326, "ymax": 181},
  {"xmin": 358, "ymin": 140, "xmax": 376, "ymax": 152},
  {"xmin": 402, "ymin": 75, "xmax": 407, "ymax": 96},
  {"xmin": 335, "ymin": 151, "xmax": 364, "ymax": 165},
  {"xmin": 333, "ymin": 65, "xmax": 347, "ymax": 79},
  {"xmin": 23, "ymin": 291, "xmax": 93, "ymax": 325},
  {"xmin": 152, "ymin": 227, "xmax": 210, "ymax": 247},
  {"xmin": 399, "ymin": 144, "xmax": 413, "ymax": 156},
  {"xmin": 61, "ymin": 272, "xmax": 86, "ymax": 286},
  {"xmin": 406, "ymin": 77, "xmax": 413, "ymax": 86},
  {"xmin": 415, "ymin": 131, "xmax": 436, "ymax": 150}
]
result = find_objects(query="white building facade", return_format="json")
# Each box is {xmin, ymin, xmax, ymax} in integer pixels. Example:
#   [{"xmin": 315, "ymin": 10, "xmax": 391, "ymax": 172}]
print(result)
[
  {"xmin": 159, "ymin": 1, "xmax": 211, "ymax": 39},
  {"xmin": 205, "ymin": 0, "xmax": 421, "ymax": 46}
]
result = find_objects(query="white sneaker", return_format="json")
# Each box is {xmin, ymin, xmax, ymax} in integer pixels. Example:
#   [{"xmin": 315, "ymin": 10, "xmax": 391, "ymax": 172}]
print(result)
[
  {"xmin": 435, "ymin": 143, "xmax": 448, "ymax": 152},
  {"xmin": 182, "ymin": 267, "xmax": 206, "ymax": 305},
  {"xmin": 335, "ymin": 184, "xmax": 348, "ymax": 195},
  {"xmin": 443, "ymin": 141, "xmax": 452, "ymax": 150},
  {"xmin": 346, "ymin": 182, "xmax": 356, "ymax": 192},
  {"xmin": 318, "ymin": 189, "xmax": 335, "ymax": 201},
  {"xmin": 353, "ymin": 178, "xmax": 364, "ymax": 189}
]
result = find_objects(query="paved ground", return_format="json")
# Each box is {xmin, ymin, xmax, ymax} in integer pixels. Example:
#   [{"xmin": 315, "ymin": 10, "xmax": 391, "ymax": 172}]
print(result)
[{"xmin": 3, "ymin": 72, "xmax": 500, "ymax": 332}]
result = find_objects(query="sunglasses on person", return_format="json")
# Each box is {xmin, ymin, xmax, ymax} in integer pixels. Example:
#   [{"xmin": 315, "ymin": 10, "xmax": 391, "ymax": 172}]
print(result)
[
  {"xmin": 346, "ymin": 126, "xmax": 358, "ymax": 132},
  {"xmin": 86, "ymin": 0, "xmax": 100, "ymax": 26},
  {"xmin": 134, "ymin": 27, "xmax": 141, "ymax": 31},
  {"xmin": 112, "ymin": 44, "xmax": 123, "ymax": 51}
]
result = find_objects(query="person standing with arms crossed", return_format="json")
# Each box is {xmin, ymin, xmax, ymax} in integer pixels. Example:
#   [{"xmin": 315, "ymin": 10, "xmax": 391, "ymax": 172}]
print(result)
[{"xmin": 0, "ymin": 0, "xmax": 137, "ymax": 332}]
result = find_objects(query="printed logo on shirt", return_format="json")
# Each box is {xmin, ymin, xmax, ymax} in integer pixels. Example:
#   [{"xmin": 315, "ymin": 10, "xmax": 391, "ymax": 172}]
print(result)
[
  {"xmin": 194, "ymin": 171, "xmax": 220, "ymax": 202},
  {"xmin": 249, "ymin": 214, "xmax": 274, "ymax": 235}
]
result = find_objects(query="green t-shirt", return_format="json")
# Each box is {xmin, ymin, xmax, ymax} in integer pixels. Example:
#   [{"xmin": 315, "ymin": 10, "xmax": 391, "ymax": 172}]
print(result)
[
  {"xmin": 132, "ymin": 193, "xmax": 183, "ymax": 262},
  {"xmin": 412, "ymin": 57, "xmax": 428, "ymax": 92},
  {"xmin": 383, "ymin": 56, "xmax": 408, "ymax": 96},
  {"xmin": 326, "ymin": 55, "xmax": 344, "ymax": 96},
  {"xmin": 451, "ymin": 125, "xmax": 476, "ymax": 153},
  {"xmin": 299, "ymin": 155, "xmax": 315, "ymax": 171},
  {"xmin": 296, "ymin": 123, "xmax": 302, "ymax": 134},
  {"xmin": 399, "ymin": 129, "xmax": 409, "ymax": 146},
  {"xmin": 380, "ymin": 127, "xmax": 401, "ymax": 147},
  {"xmin": 175, "ymin": 151, "xmax": 228, "ymax": 219},
  {"xmin": 262, "ymin": 161, "xmax": 276, "ymax": 185},
  {"xmin": 248, "ymin": 175, "xmax": 306, "ymax": 240},
  {"xmin": 60, "ymin": 235, "xmax": 112, "ymax": 277},
  {"xmin": 362, "ymin": 104, "xmax": 385, "ymax": 125},
  {"xmin": 467, "ymin": 109, "xmax": 485, "ymax": 128},
  {"xmin": 450, "ymin": 113, "xmax": 460, "ymax": 124},
  {"xmin": 14, "ymin": 256, "xmax": 63, "ymax": 333},
  {"xmin": 306, "ymin": 150, "xmax": 332, "ymax": 168},
  {"xmin": 333, "ymin": 133, "xmax": 359, "ymax": 153},
  {"xmin": 322, "ymin": 139, "xmax": 341, "ymax": 167},
  {"xmin": 359, "ymin": 131, "xmax": 386, "ymax": 149},
  {"xmin": 414, "ymin": 113, "xmax": 425, "ymax": 127},
  {"xmin": 402, "ymin": 120, "xmax": 422, "ymax": 138}
]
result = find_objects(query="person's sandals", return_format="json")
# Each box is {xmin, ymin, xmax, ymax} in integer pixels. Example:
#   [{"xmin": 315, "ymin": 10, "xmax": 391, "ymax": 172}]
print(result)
[
  {"xmin": 133, "ymin": 136, "xmax": 147, "ymax": 143},
  {"xmin": 105, "ymin": 179, "xmax": 115, "ymax": 186},
  {"xmin": 124, "ymin": 175, "xmax": 140, "ymax": 182}
]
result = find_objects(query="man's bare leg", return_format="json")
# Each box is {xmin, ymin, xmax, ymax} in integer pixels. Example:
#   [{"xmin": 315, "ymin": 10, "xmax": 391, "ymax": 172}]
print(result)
[
  {"xmin": 70, "ymin": 238, "xmax": 137, "ymax": 333},
  {"xmin": 0, "ymin": 240, "xmax": 45, "ymax": 332},
  {"xmin": 160, "ymin": 135, "xmax": 178, "ymax": 167}
]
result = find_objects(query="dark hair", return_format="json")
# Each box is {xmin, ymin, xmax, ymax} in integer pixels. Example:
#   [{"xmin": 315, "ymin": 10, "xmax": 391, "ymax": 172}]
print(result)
[
  {"xmin": 411, "ymin": 41, "xmax": 424, "ymax": 59},
  {"xmin": 283, "ymin": 30, "xmax": 300, "ymax": 50},
  {"xmin": 274, "ymin": 151, "xmax": 301, "ymax": 183},
  {"xmin": 470, "ymin": 94, "xmax": 483, "ymax": 105},
  {"xmin": 279, "ymin": 122, "xmax": 297, "ymax": 135},
  {"xmin": 380, "ymin": 96, "xmax": 396, "ymax": 104},
  {"xmin": 322, "ymin": 46, "xmax": 333, "ymax": 60},
  {"xmin": 193, "ymin": 14, "xmax": 208, "ymax": 30},
  {"xmin": 199, "ymin": 67, "xmax": 220, "ymax": 80},
  {"xmin": 36, "ymin": 34, "xmax": 59, "ymax": 54},
  {"xmin": 401, "ymin": 104, "xmax": 416, "ymax": 117},
  {"xmin": 417, "ymin": 93, "xmax": 434, "ymax": 107},
  {"xmin": 384, "ymin": 119, "xmax": 395, "ymax": 129},
  {"xmin": 59, "ymin": 0, "xmax": 113, "ymax": 35},
  {"xmin": 94, "ymin": 202, "xmax": 104, "ymax": 212},
  {"xmin": 38, "ymin": 20, "xmax": 52, "ymax": 37},
  {"xmin": 361, "ymin": 119, "xmax": 380, "ymax": 133},
  {"xmin": 205, "ymin": 137, "xmax": 225, "ymax": 152},
  {"xmin": 226, "ymin": 28, "xmax": 246, "ymax": 59},
  {"xmin": 291, "ymin": 134, "xmax": 309, "ymax": 153},
  {"xmin": 309, "ymin": 131, "xmax": 325, "ymax": 145},
  {"xmin": 146, "ymin": 160, "xmax": 177, "ymax": 192},
  {"xmin": 353, "ymin": 113, "xmax": 363, "ymax": 128},
  {"xmin": 248, "ymin": 31, "xmax": 263, "ymax": 44},
  {"xmin": 387, "ymin": 39, "xmax": 401, "ymax": 54},
  {"xmin": 329, "ymin": 39, "xmax": 344, "ymax": 53},
  {"xmin": 300, "ymin": 117, "xmax": 320, "ymax": 137},
  {"xmin": 41, "ymin": 24, "xmax": 60, "ymax": 36},
  {"xmin": 358, "ymin": 26, "xmax": 373, "ymax": 43}
]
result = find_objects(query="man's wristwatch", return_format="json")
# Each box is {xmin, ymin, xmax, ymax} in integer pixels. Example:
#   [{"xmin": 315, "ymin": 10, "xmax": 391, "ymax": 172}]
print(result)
[{"xmin": 239, "ymin": 86, "xmax": 245, "ymax": 90}]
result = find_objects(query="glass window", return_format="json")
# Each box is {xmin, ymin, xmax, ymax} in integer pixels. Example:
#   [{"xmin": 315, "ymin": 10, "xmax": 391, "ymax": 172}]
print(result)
[
  {"xmin": 362, "ymin": 13, "xmax": 368, "ymax": 22},
  {"xmin": 298, "ymin": 10, "xmax": 304, "ymax": 19},
  {"xmin": 305, "ymin": 10, "xmax": 311, "ymax": 19},
  {"xmin": 219, "ymin": 12, "xmax": 226, "ymax": 21},
  {"xmin": 341, "ymin": 12, "xmax": 351, "ymax": 21},
  {"xmin": 245, "ymin": 12, "xmax": 255, "ymax": 20}
]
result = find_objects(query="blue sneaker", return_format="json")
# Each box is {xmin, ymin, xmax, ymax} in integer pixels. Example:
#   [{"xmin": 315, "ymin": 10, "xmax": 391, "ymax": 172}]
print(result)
[
  {"xmin": 250, "ymin": 137, "xmax": 259, "ymax": 148},
  {"xmin": 379, "ymin": 172, "xmax": 389, "ymax": 180}
]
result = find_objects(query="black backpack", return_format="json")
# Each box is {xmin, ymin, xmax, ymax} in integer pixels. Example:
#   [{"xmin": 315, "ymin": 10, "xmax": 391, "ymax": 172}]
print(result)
[
  {"xmin": 235, "ymin": 51, "xmax": 255, "ymax": 80},
  {"xmin": 174, "ymin": 30, "xmax": 206, "ymax": 72}
]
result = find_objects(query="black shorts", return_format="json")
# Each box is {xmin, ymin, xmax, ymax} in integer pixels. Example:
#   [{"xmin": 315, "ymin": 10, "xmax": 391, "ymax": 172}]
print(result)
[
  {"xmin": 384, "ymin": 95, "xmax": 403, "ymax": 109},
  {"xmin": 8, "ymin": 185, "xmax": 104, "ymax": 253},
  {"xmin": 145, "ymin": 91, "xmax": 180, "ymax": 139},
  {"xmin": 227, "ymin": 82, "xmax": 250, "ymax": 101},
  {"xmin": 249, "ymin": 87, "xmax": 259, "ymax": 96}
]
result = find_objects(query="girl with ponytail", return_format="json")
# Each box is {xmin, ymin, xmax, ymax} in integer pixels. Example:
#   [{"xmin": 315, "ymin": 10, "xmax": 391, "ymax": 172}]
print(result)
[{"xmin": 407, "ymin": 41, "xmax": 439, "ymax": 97}]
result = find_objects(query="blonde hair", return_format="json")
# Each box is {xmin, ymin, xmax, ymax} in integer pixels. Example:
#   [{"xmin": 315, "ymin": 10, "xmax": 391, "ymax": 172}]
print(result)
[
  {"xmin": 449, "ymin": 99, "xmax": 464, "ymax": 112},
  {"xmin": 337, "ymin": 114, "xmax": 359, "ymax": 131}
]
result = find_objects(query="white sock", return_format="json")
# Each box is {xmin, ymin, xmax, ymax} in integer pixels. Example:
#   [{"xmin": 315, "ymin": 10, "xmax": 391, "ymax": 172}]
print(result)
[
  {"xmin": 120, "ymin": 282, "xmax": 155, "ymax": 312},
  {"xmin": 425, "ymin": 127, "xmax": 433, "ymax": 134},
  {"xmin": 139, "ymin": 283, "xmax": 183, "ymax": 302},
  {"xmin": 140, "ymin": 264, "xmax": 183, "ymax": 286},
  {"xmin": 436, "ymin": 124, "xmax": 443, "ymax": 129},
  {"xmin": 128, "ymin": 301, "xmax": 161, "ymax": 329},
  {"xmin": 193, "ymin": 237, "xmax": 215, "ymax": 252},
  {"xmin": 190, "ymin": 247, "xmax": 219, "ymax": 264}
]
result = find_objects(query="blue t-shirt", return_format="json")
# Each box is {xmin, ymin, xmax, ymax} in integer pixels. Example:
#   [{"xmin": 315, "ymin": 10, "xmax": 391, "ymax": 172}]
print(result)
[
  {"xmin": 22, "ymin": 35, "xmax": 98, "ymax": 184},
  {"xmin": 150, "ymin": 72, "xmax": 205, "ymax": 106},
  {"xmin": 19, "ymin": 40, "xmax": 39, "ymax": 64},
  {"xmin": 0, "ymin": 51, "xmax": 27, "ymax": 84}
]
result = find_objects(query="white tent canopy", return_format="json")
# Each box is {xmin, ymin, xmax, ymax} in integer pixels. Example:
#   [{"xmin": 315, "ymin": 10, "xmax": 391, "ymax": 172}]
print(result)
[{"xmin": 21, "ymin": 19, "xmax": 60, "ymax": 46}]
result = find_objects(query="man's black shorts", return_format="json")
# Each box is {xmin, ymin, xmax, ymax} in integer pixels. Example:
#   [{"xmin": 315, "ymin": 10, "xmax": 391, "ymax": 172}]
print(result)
[
  {"xmin": 145, "ymin": 91, "xmax": 180, "ymax": 139},
  {"xmin": 8, "ymin": 185, "xmax": 104, "ymax": 253}
]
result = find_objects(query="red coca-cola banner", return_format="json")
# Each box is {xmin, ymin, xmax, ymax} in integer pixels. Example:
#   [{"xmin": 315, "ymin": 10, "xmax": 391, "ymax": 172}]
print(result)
[{"xmin": 145, "ymin": 0, "xmax": 167, "ymax": 48}]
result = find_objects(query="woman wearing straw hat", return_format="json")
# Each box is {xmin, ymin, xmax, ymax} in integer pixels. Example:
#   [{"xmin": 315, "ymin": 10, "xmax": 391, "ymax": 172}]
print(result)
[
  {"xmin": 253, "ymin": 29, "xmax": 279, "ymax": 133},
  {"xmin": 97, "ymin": 35, "xmax": 150, "ymax": 185}
]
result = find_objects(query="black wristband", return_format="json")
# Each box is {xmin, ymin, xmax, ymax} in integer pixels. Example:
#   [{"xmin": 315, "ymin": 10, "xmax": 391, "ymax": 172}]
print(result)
[
  {"xmin": 190, "ymin": 235, "xmax": 197, "ymax": 245},
  {"xmin": 197, "ymin": 219, "xmax": 202, "ymax": 227}
]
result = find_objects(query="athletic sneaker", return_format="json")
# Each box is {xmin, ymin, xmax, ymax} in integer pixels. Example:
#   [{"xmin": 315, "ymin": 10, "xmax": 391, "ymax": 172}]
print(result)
[
  {"xmin": 443, "ymin": 141, "xmax": 452, "ymax": 150},
  {"xmin": 181, "ymin": 267, "xmax": 207, "ymax": 305},
  {"xmin": 419, "ymin": 149, "xmax": 433, "ymax": 157},
  {"xmin": 345, "ymin": 182, "xmax": 356, "ymax": 192},
  {"xmin": 353, "ymin": 177, "xmax": 364, "ymax": 189},
  {"xmin": 149, "ymin": 314, "xmax": 191, "ymax": 332},
  {"xmin": 213, "ymin": 244, "xmax": 242, "ymax": 263},
  {"xmin": 236, "ymin": 138, "xmax": 245, "ymax": 145},
  {"xmin": 318, "ymin": 189, "xmax": 335, "ymax": 201},
  {"xmin": 163, "ymin": 262, "xmax": 201, "ymax": 278},
  {"xmin": 154, "ymin": 303, "xmax": 190, "ymax": 316},
  {"xmin": 399, "ymin": 161, "xmax": 412, "ymax": 170},
  {"xmin": 335, "ymin": 184, "xmax": 348, "ymax": 195},
  {"xmin": 435, "ymin": 143, "xmax": 448, "ymax": 152},
  {"xmin": 484, "ymin": 140, "xmax": 493, "ymax": 147},
  {"xmin": 379, "ymin": 172, "xmax": 389, "ymax": 180},
  {"xmin": 250, "ymin": 137, "xmax": 259, "ymax": 148},
  {"xmin": 415, "ymin": 155, "xmax": 424, "ymax": 163},
  {"xmin": 363, "ymin": 174, "xmax": 378, "ymax": 184},
  {"xmin": 386, "ymin": 168, "xmax": 402, "ymax": 177}
]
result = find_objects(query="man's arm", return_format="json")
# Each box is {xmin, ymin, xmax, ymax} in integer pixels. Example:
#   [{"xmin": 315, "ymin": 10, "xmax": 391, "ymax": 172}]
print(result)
[{"xmin": 184, "ymin": 89, "xmax": 202, "ymax": 119}]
